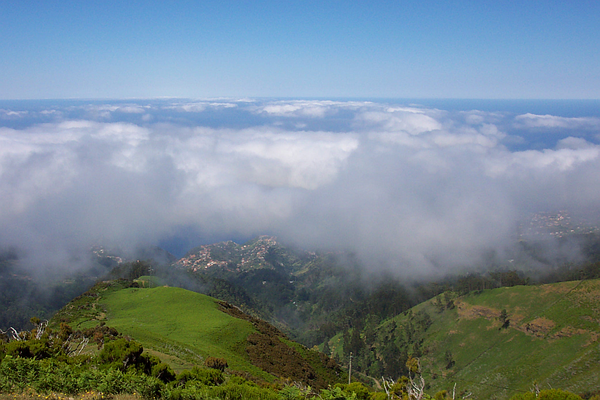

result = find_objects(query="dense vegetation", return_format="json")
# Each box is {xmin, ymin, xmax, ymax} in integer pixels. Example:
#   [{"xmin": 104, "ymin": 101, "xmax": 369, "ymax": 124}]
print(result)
[
  {"xmin": 3, "ymin": 233, "xmax": 600, "ymax": 399},
  {"xmin": 0, "ymin": 284, "xmax": 385, "ymax": 399}
]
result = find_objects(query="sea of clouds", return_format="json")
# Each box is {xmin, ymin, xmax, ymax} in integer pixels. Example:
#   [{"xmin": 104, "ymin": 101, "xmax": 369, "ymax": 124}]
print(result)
[{"xmin": 1, "ymin": 99, "xmax": 599, "ymax": 278}]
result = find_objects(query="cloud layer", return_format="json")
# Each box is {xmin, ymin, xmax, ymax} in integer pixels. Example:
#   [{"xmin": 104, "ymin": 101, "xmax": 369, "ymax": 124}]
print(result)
[{"xmin": 1, "ymin": 100, "xmax": 599, "ymax": 278}]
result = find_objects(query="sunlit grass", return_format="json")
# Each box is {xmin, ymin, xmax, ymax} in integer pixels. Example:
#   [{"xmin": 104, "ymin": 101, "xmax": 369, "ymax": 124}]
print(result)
[{"xmin": 99, "ymin": 286, "xmax": 270, "ymax": 379}]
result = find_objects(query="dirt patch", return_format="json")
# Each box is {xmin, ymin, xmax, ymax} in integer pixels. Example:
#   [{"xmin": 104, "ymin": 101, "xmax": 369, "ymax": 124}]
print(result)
[
  {"xmin": 584, "ymin": 332, "xmax": 599, "ymax": 347},
  {"xmin": 508, "ymin": 313, "xmax": 524, "ymax": 325},
  {"xmin": 581, "ymin": 315, "xmax": 600, "ymax": 326},
  {"xmin": 573, "ymin": 288, "xmax": 600, "ymax": 307},
  {"xmin": 519, "ymin": 317, "xmax": 556, "ymax": 338},
  {"xmin": 540, "ymin": 282, "xmax": 577, "ymax": 295},
  {"xmin": 552, "ymin": 325, "xmax": 586, "ymax": 338},
  {"xmin": 547, "ymin": 327, "xmax": 600, "ymax": 346},
  {"xmin": 455, "ymin": 300, "xmax": 500, "ymax": 320},
  {"xmin": 487, "ymin": 321, "xmax": 501, "ymax": 330}
]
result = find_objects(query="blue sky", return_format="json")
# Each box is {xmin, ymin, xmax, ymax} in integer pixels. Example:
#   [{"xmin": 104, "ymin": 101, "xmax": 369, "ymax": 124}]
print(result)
[{"xmin": 1, "ymin": 1, "xmax": 599, "ymax": 99}]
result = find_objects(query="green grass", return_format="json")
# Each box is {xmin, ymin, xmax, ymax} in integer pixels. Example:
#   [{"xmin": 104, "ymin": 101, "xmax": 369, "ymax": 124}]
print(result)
[
  {"xmin": 50, "ymin": 281, "xmax": 272, "ymax": 378},
  {"xmin": 50, "ymin": 280, "xmax": 341, "ymax": 385},
  {"xmin": 97, "ymin": 286, "xmax": 271, "ymax": 378},
  {"xmin": 387, "ymin": 279, "xmax": 600, "ymax": 399},
  {"xmin": 133, "ymin": 275, "xmax": 162, "ymax": 288}
]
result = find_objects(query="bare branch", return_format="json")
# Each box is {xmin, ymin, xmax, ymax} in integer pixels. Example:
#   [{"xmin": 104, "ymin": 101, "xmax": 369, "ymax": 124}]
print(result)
[
  {"xmin": 9, "ymin": 327, "xmax": 21, "ymax": 341},
  {"xmin": 406, "ymin": 358, "xmax": 425, "ymax": 400},
  {"xmin": 35, "ymin": 320, "xmax": 48, "ymax": 340}
]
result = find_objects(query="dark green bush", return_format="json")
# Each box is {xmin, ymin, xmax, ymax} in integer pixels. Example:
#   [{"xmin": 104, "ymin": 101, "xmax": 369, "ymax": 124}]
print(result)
[
  {"xmin": 174, "ymin": 366, "xmax": 224, "ymax": 388},
  {"xmin": 97, "ymin": 338, "xmax": 144, "ymax": 371},
  {"xmin": 152, "ymin": 362, "xmax": 176, "ymax": 383},
  {"xmin": 206, "ymin": 380, "xmax": 279, "ymax": 400}
]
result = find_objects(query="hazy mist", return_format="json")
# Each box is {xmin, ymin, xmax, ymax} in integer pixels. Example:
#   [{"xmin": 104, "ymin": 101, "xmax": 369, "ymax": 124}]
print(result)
[{"xmin": 1, "ymin": 99, "xmax": 599, "ymax": 278}]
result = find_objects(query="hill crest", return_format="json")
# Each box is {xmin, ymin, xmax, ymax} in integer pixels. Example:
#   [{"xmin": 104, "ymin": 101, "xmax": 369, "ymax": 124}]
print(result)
[{"xmin": 50, "ymin": 280, "xmax": 343, "ymax": 388}]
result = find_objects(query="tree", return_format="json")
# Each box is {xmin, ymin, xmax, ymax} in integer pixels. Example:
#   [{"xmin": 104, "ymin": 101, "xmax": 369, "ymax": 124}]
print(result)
[
  {"xmin": 444, "ymin": 350, "xmax": 455, "ymax": 369},
  {"xmin": 499, "ymin": 309, "xmax": 510, "ymax": 329}
]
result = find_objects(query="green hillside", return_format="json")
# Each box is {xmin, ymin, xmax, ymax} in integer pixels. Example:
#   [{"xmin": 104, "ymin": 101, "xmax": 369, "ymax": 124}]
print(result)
[
  {"xmin": 50, "ymin": 280, "xmax": 343, "ymax": 388},
  {"xmin": 366, "ymin": 279, "xmax": 600, "ymax": 399},
  {"xmin": 101, "ymin": 285, "xmax": 259, "ymax": 375}
]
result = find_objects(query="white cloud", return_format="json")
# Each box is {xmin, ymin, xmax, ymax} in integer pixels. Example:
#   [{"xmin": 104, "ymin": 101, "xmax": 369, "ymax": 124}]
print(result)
[
  {"xmin": 514, "ymin": 113, "xmax": 600, "ymax": 130},
  {"xmin": 257, "ymin": 100, "xmax": 367, "ymax": 118},
  {"xmin": 220, "ymin": 129, "xmax": 358, "ymax": 189},
  {"xmin": 356, "ymin": 108, "xmax": 443, "ymax": 136},
  {"xmin": 512, "ymin": 146, "xmax": 599, "ymax": 172},
  {"xmin": 82, "ymin": 104, "xmax": 150, "ymax": 116},
  {"xmin": 260, "ymin": 103, "xmax": 329, "ymax": 118},
  {"xmin": 484, "ymin": 138, "xmax": 600, "ymax": 177},
  {"xmin": 1, "ymin": 100, "xmax": 599, "ymax": 277},
  {"xmin": 157, "ymin": 126, "xmax": 358, "ymax": 191},
  {"xmin": 117, "ymin": 106, "xmax": 147, "ymax": 114},
  {"xmin": 164, "ymin": 101, "xmax": 238, "ymax": 113},
  {"xmin": 363, "ymin": 108, "xmax": 504, "ymax": 150},
  {"xmin": 461, "ymin": 110, "xmax": 504, "ymax": 126},
  {"xmin": 0, "ymin": 109, "xmax": 28, "ymax": 118}
]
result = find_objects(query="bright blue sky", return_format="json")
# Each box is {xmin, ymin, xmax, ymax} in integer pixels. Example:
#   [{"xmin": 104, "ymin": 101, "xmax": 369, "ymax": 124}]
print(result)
[{"xmin": 1, "ymin": 1, "xmax": 599, "ymax": 99}]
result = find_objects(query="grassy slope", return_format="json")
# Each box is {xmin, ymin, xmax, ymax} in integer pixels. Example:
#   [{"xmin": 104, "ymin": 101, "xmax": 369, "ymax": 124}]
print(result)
[
  {"xmin": 51, "ymin": 280, "xmax": 342, "ymax": 387},
  {"xmin": 395, "ymin": 279, "xmax": 600, "ymax": 399},
  {"xmin": 99, "ymin": 286, "xmax": 265, "ymax": 377},
  {"xmin": 53, "ymin": 281, "xmax": 269, "ymax": 377}
]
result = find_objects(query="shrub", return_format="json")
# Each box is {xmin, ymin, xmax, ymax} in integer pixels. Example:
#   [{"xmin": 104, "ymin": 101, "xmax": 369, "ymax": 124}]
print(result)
[
  {"xmin": 152, "ymin": 362, "xmax": 176, "ymax": 383},
  {"xmin": 539, "ymin": 390, "xmax": 583, "ymax": 400},
  {"xmin": 206, "ymin": 379, "xmax": 279, "ymax": 400},
  {"xmin": 97, "ymin": 338, "xmax": 143, "ymax": 371},
  {"xmin": 510, "ymin": 389, "xmax": 583, "ymax": 400},
  {"xmin": 205, "ymin": 356, "xmax": 228, "ymax": 372},
  {"xmin": 278, "ymin": 385, "xmax": 308, "ymax": 400},
  {"xmin": 333, "ymin": 382, "xmax": 371, "ymax": 400},
  {"xmin": 320, "ymin": 386, "xmax": 358, "ymax": 400},
  {"xmin": 130, "ymin": 374, "xmax": 165, "ymax": 400},
  {"xmin": 174, "ymin": 366, "xmax": 225, "ymax": 388},
  {"xmin": 97, "ymin": 368, "xmax": 128, "ymax": 394}
]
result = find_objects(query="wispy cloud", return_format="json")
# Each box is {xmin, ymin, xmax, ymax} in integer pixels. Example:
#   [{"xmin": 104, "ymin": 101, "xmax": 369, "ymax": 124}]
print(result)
[
  {"xmin": 514, "ymin": 113, "xmax": 600, "ymax": 130},
  {"xmin": 255, "ymin": 100, "xmax": 367, "ymax": 118},
  {"xmin": 0, "ymin": 109, "xmax": 29, "ymax": 119},
  {"xmin": 164, "ymin": 101, "xmax": 238, "ymax": 113}
]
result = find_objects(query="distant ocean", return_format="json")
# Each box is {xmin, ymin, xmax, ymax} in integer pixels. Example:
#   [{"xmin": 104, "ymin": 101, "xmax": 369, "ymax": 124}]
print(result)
[{"xmin": 1, "ymin": 98, "xmax": 598, "ymax": 151}]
